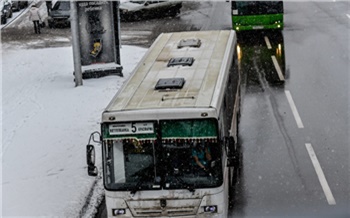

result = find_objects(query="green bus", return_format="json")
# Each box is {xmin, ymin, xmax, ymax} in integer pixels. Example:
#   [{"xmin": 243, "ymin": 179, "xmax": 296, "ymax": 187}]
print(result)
[{"xmin": 231, "ymin": 1, "xmax": 284, "ymax": 31}]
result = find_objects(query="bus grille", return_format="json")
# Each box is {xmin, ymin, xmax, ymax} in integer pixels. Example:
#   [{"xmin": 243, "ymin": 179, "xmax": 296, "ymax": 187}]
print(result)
[
  {"xmin": 128, "ymin": 199, "xmax": 200, "ymax": 217},
  {"xmin": 134, "ymin": 207, "xmax": 197, "ymax": 216}
]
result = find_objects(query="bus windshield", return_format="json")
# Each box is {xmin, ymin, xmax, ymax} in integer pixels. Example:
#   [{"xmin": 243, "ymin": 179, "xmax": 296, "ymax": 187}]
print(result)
[
  {"xmin": 160, "ymin": 119, "xmax": 223, "ymax": 190},
  {"xmin": 102, "ymin": 119, "xmax": 223, "ymax": 191}
]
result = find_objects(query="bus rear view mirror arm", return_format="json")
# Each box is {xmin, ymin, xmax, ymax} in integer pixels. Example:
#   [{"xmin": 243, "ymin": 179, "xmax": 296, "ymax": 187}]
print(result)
[{"xmin": 88, "ymin": 131, "xmax": 102, "ymax": 144}]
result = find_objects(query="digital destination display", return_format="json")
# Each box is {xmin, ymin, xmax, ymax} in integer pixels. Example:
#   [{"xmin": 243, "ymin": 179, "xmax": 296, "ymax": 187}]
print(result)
[{"xmin": 109, "ymin": 122, "xmax": 154, "ymax": 135}]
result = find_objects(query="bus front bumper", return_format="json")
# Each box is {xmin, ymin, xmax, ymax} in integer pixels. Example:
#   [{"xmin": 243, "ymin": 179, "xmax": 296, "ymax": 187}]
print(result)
[{"xmin": 233, "ymin": 24, "xmax": 284, "ymax": 31}]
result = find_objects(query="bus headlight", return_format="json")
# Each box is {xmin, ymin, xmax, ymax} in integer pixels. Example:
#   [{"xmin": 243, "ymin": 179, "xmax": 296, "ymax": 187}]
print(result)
[
  {"xmin": 237, "ymin": 45, "xmax": 242, "ymax": 61},
  {"xmin": 203, "ymin": 205, "xmax": 217, "ymax": 213},
  {"xmin": 112, "ymin": 209, "xmax": 126, "ymax": 216}
]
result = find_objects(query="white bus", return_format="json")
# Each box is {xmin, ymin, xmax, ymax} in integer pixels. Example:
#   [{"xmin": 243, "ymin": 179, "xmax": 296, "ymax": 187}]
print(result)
[{"xmin": 86, "ymin": 30, "xmax": 241, "ymax": 217}]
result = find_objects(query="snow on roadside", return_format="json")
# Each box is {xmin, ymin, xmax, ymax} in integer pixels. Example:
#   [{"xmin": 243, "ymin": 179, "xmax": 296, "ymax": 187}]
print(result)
[{"xmin": 1, "ymin": 44, "xmax": 147, "ymax": 217}]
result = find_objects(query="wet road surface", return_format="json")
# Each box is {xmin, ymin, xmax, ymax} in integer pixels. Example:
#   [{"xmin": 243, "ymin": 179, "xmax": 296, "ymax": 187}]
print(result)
[{"xmin": 2, "ymin": 1, "xmax": 349, "ymax": 217}]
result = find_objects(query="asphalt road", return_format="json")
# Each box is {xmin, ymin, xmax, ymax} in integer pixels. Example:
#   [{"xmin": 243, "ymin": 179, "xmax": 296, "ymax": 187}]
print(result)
[
  {"xmin": 229, "ymin": 1, "xmax": 350, "ymax": 217},
  {"xmin": 2, "ymin": 1, "xmax": 348, "ymax": 217}
]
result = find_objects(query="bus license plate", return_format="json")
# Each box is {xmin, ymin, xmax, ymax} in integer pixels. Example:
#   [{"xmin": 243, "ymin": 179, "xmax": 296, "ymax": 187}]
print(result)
[{"xmin": 253, "ymin": 26, "xmax": 264, "ymax": 29}]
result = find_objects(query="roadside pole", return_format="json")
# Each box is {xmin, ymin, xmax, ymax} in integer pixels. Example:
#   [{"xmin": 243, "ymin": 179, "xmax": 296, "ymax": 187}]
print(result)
[
  {"xmin": 113, "ymin": 1, "xmax": 121, "ymax": 65},
  {"xmin": 70, "ymin": 1, "xmax": 83, "ymax": 86}
]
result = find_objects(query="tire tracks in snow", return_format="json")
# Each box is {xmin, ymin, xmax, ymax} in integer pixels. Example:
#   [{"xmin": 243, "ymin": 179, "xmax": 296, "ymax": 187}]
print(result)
[{"xmin": 1, "ymin": 76, "xmax": 45, "ymax": 158}]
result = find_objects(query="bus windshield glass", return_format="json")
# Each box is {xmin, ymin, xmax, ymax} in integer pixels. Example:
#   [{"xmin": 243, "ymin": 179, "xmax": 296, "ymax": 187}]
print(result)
[
  {"xmin": 102, "ymin": 119, "xmax": 223, "ymax": 191},
  {"xmin": 102, "ymin": 121, "xmax": 158, "ymax": 191},
  {"xmin": 234, "ymin": 1, "xmax": 283, "ymax": 15},
  {"xmin": 160, "ymin": 119, "xmax": 223, "ymax": 189}
]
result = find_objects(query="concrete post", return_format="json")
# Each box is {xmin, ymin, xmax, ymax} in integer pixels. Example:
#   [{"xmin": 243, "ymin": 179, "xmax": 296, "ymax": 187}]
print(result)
[{"xmin": 70, "ymin": 1, "xmax": 83, "ymax": 86}]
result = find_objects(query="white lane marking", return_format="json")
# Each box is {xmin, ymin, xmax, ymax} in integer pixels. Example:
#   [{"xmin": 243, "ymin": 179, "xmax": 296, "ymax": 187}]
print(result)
[
  {"xmin": 271, "ymin": 55, "xmax": 285, "ymax": 81},
  {"xmin": 347, "ymin": 14, "xmax": 350, "ymax": 19},
  {"xmin": 285, "ymin": 90, "xmax": 304, "ymax": 128},
  {"xmin": 264, "ymin": 36, "xmax": 272, "ymax": 49},
  {"xmin": 305, "ymin": 143, "xmax": 336, "ymax": 205}
]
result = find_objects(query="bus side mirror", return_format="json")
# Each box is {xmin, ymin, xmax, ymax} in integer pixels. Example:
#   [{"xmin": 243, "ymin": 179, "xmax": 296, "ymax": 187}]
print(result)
[
  {"xmin": 226, "ymin": 136, "xmax": 235, "ymax": 158},
  {"xmin": 87, "ymin": 144, "xmax": 98, "ymax": 176},
  {"xmin": 226, "ymin": 136, "xmax": 237, "ymax": 167},
  {"xmin": 226, "ymin": 136, "xmax": 240, "ymax": 167}
]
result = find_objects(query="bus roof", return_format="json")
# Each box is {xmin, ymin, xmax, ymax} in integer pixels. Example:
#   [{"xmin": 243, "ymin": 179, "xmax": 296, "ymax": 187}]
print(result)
[{"xmin": 105, "ymin": 30, "xmax": 236, "ymax": 114}]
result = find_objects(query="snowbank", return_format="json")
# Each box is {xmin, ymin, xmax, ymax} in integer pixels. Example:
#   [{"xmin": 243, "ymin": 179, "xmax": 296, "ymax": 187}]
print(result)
[{"xmin": 1, "ymin": 43, "xmax": 147, "ymax": 216}]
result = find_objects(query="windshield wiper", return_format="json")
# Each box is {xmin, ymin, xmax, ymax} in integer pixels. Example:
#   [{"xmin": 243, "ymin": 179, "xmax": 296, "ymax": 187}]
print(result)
[
  {"xmin": 130, "ymin": 177, "xmax": 145, "ymax": 195},
  {"xmin": 173, "ymin": 173, "xmax": 195, "ymax": 194},
  {"xmin": 130, "ymin": 165, "xmax": 153, "ymax": 195}
]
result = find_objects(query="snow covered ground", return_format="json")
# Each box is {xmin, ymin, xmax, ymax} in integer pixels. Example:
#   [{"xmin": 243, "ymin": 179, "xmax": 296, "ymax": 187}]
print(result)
[{"xmin": 1, "ymin": 39, "xmax": 147, "ymax": 216}]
